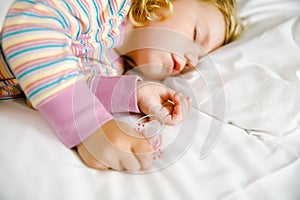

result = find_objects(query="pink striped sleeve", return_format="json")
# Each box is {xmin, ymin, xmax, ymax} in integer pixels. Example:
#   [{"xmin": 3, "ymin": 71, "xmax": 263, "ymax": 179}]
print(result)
[
  {"xmin": 38, "ymin": 75, "xmax": 141, "ymax": 148},
  {"xmin": 38, "ymin": 79, "xmax": 113, "ymax": 148},
  {"xmin": 90, "ymin": 75, "xmax": 141, "ymax": 114}
]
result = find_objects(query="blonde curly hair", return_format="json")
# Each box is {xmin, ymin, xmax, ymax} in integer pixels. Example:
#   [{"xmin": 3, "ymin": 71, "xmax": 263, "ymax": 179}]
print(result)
[{"xmin": 128, "ymin": 0, "xmax": 244, "ymax": 44}]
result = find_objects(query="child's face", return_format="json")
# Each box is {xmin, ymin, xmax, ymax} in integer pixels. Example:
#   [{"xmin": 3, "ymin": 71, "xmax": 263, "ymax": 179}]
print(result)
[{"xmin": 122, "ymin": 0, "xmax": 226, "ymax": 79}]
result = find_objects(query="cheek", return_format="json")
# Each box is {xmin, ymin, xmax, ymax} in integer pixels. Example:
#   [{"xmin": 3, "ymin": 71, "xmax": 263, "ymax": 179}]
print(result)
[
  {"xmin": 127, "ymin": 49, "xmax": 165, "ymax": 65},
  {"xmin": 138, "ymin": 64, "xmax": 169, "ymax": 80},
  {"xmin": 126, "ymin": 49, "xmax": 171, "ymax": 79}
]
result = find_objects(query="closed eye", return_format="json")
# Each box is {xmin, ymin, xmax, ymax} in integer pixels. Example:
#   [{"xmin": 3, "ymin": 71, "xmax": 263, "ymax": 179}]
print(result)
[{"xmin": 193, "ymin": 26, "xmax": 197, "ymax": 41}]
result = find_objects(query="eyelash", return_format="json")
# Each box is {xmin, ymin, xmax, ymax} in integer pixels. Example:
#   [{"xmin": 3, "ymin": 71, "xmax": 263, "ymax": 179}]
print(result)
[{"xmin": 193, "ymin": 27, "xmax": 197, "ymax": 41}]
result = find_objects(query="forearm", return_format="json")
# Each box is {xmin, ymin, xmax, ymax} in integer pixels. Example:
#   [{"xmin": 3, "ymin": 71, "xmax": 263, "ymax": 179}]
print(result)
[
  {"xmin": 88, "ymin": 75, "xmax": 142, "ymax": 114},
  {"xmin": 39, "ymin": 79, "xmax": 113, "ymax": 147}
]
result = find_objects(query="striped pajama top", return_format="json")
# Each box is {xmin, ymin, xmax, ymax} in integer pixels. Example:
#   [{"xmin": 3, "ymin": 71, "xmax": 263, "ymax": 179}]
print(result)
[{"xmin": 0, "ymin": 0, "xmax": 141, "ymax": 147}]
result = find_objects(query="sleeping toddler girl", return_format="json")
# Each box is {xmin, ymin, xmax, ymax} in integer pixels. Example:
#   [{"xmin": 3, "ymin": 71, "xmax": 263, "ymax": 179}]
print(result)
[{"xmin": 0, "ymin": 0, "xmax": 244, "ymax": 172}]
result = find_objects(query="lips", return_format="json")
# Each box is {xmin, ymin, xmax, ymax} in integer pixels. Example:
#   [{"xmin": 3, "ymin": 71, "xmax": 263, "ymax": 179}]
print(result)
[{"xmin": 171, "ymin": 54, "xmax": 184, "ymax": 72}]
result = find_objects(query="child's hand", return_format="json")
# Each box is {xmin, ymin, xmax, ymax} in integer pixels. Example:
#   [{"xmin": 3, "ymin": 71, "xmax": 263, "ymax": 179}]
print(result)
[
  {"xmin": 76, "ymin": 120, "xmax": 154, "ymax": 172},
  {"xmin": 137, "ymin": 81, "xmax": 192, "ymax": 125}
]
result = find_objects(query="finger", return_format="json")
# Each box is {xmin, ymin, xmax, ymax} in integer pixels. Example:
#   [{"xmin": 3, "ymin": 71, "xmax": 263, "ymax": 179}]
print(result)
[
  {"xmin": 81, "ymin": 127, "xmax": 126, "ymax": 171},
  {"xmin": 96, "ymin": 152, "xmax": 124, "ymax": 171},
  {"xmin": 76, "ymin": 144, "xmax": 109, "ymax": 170},
  {"xmin": 165, "ymin": 93, "xmax": 184, "ymax": 125},
  {"xmin": 187, "ymin": 96, "xmax": 192, "ymax": 110},
  {"xmin": 158, "ymin": 86, "xmax": 176, "ymax": 103},
  {"xmin": 148, "ymin": 104, "xmax": 170, "ymax": 121},
  {"xmin": 120, "ymin": 152, "xmax": 142, "ymax": 172},
  {"xmin": 172, "ymin": 103, "xmax": 183, "ymax": 124},
  {"xmin": 132, "ymin": 139, "xmax": 154, "ymax": 170},
  {"xmin": 175, "ymin": 94, "xmax": 192, "ymax": 118},
  {"xmin": 164, "ymin": 92, "xmax": 192, "ymax": 125},
  {"xmin": 181, "ymin": 96, "xmax": 192, "ymax": 117}
]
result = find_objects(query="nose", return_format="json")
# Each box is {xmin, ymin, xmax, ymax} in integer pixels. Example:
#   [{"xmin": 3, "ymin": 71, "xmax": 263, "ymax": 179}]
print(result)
[{"xmin": 184, "ymin": 51, "xmax": 199, "ymax": 67}]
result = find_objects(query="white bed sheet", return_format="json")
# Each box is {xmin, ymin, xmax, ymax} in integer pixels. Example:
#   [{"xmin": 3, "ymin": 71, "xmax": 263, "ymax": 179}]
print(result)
[{"xmin": 1, "ymin": 0, "xmax": 300, "ymax": 200}]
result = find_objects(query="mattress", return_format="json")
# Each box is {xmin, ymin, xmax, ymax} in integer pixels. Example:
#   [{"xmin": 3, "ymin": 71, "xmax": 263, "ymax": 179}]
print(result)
[{"xmin": 1, "ymin": 0, "xmax": 300, "ymax": 199}]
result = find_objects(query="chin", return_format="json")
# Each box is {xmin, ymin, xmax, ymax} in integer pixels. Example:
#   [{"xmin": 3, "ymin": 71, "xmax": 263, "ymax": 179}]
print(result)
[
  {"xmin": 137, "ymin": 64, "xmax": 170, "ymax": 80},
  {"xmin": 141, "ymin": 71, "xmax": 167, "ymax": 80}
]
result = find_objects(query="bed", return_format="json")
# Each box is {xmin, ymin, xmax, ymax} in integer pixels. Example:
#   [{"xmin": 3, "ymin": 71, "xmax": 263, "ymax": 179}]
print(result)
[{"xmin": 1, "ymin": 0, "xmax": 300, "ymax": 199}]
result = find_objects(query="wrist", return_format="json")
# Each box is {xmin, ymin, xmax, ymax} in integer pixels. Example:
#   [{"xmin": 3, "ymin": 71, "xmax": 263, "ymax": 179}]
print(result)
[{"xmin": 136, "ymin": 80, "xmax": 142, "ymax": 108}]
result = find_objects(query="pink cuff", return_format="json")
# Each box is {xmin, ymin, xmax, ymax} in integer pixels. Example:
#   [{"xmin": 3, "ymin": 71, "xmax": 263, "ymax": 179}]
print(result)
[
  {"xmin": 90, "ymin": 75, "xmax": 141, "ymax": 114},
  {"xmin": 38, "ymin": 80, "xmax": 113, "ymax": 148}
]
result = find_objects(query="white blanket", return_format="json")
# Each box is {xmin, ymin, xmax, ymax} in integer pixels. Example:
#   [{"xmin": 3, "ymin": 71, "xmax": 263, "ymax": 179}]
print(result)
[{"xmin": 1, "ymin": 0, "xmax": 300, "ymax": 200}]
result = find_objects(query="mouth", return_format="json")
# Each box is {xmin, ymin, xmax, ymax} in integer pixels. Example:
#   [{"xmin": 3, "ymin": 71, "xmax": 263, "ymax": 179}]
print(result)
[{"xmin": 171, "ymin": 54, "xmax": 183, "ymax": 73}]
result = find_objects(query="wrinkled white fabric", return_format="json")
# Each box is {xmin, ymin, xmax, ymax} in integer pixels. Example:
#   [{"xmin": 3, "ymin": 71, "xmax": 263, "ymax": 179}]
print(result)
[{"xmin": 165, "ymin": 3, "xmax": 300, "ymax": 139}]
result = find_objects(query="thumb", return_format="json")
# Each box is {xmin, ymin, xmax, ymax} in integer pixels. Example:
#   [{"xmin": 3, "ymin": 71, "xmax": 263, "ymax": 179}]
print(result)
[{"xmin": 148, "ymin": 104, "xmax": 170, "ymax": 120}]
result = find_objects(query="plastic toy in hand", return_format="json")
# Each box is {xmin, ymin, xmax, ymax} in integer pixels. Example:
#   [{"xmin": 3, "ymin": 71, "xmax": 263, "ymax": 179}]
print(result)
[{"xmin": 134, "ymin": 114, "xmax": 164, "ymax": 159}]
